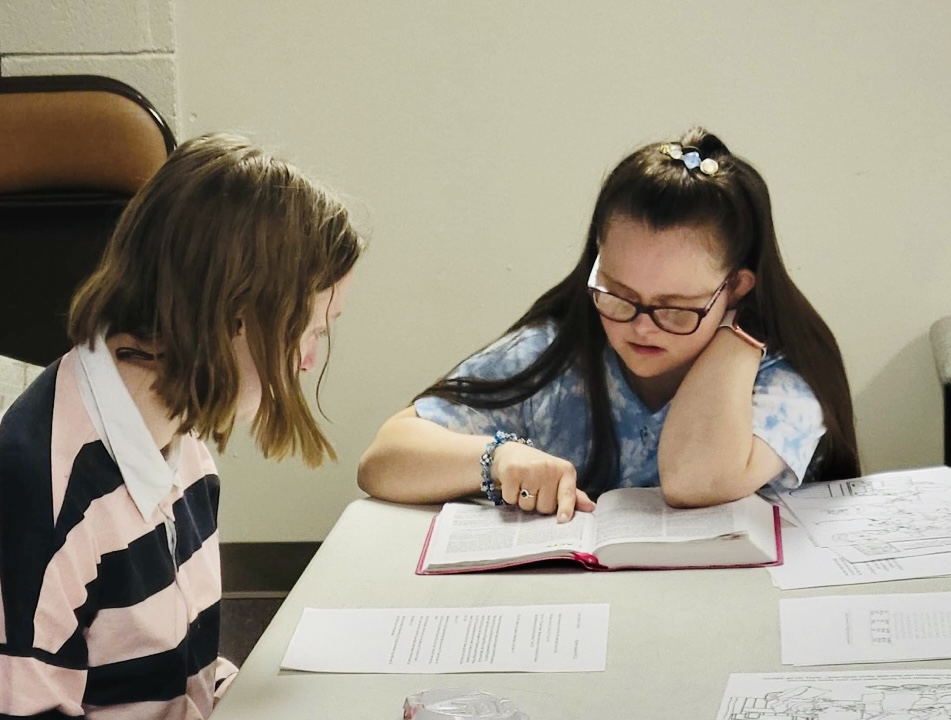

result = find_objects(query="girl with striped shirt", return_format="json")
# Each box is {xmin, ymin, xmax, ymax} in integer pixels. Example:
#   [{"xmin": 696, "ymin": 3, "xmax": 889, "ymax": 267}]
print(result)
[{"xmin": 0, "ymin": 134, "xmax": 364, "ymax": 719}]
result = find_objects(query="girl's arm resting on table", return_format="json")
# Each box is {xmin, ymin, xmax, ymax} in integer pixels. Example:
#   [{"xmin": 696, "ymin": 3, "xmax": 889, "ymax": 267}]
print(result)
[
  {"xmin": 357, "ymin": 407, "xmax": 595, "ymax": 520},
  {"xmin": 357, "ymin": 407, "xmax": 489, "ymax": 504},
  {"xmin": 657, "ymin": 330, "xmax": 787, "ymax": 508}
]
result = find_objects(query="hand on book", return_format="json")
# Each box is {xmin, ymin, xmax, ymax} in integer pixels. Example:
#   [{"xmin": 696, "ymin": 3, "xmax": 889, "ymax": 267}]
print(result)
[{"xmin": 493, "ymin": 441, "xmax": 596, "ymax": 522}]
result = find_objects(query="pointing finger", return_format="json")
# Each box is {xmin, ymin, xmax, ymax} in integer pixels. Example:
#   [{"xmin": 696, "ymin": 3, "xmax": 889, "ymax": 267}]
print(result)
[{"xmin": 555, "ymin": 466, "xmax": 578, "ymax": 523}]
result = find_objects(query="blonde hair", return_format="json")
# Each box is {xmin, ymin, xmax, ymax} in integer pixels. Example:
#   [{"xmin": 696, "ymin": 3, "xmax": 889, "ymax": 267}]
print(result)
[{"xmin": 69, "ymin": 133, "xmax": 364, "ymax": 467}]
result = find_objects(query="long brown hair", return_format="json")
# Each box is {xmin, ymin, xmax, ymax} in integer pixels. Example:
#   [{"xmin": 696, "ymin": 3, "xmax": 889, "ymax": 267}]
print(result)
[
  {"xmin": 421, "ymin": 127, "xmax": 859, "ymax": 496},
  {"xmin": 69, "ymin": 133, "xmax": 364, "ymax": 467}
]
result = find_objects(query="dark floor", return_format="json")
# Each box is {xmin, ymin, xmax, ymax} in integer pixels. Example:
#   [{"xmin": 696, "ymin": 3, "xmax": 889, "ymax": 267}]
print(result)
[
  {"xmin": 218, "ymin": 541, "xmax": 320, "ymax": 667},
  {"xmin": 220, "ymin": 596, "xmax": 285, "ymax": 667}
]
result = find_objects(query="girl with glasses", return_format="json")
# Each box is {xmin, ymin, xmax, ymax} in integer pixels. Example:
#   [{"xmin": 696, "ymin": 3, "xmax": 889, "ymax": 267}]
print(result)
[
  {"xmin": 359, "ymin": 127, "xmax": 858, "ymax": 520},
  {"xmin": 0, "ymin": 134, "xmax": 363, "ymax": 719}
]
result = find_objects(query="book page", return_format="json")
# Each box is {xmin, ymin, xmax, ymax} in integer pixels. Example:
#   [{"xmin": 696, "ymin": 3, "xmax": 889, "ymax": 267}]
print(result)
[
  {"xmin": 423, "ymin": 504, "xmax": 596, "ymax": 569},
  {"xmin": 593, "ymin": 487, "xmax": 738, "ymax": 548},
  {"xmin": 780, "ymin": 592, "xmax": 951, "ymax": 665},
  {"xmin": 281, "ymin": 604, "xmax": 610, "ymax": 673},
  {"xmin": 717, "ymin": 670, "xmax": 951, "ymax": 720}
]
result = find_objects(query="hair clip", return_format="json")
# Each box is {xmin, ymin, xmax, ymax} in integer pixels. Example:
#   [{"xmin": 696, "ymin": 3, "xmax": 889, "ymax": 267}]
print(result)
[
  {"xmin": 115, "ymin": 346, "xmax": 165, "ymax": 361},
  {"xmin": 660, "ymin": 143, "xmax": 719, "ymax": 176}
]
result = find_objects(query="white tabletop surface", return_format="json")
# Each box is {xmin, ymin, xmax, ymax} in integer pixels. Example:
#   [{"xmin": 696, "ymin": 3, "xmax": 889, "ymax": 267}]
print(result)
[{"xmin": 212, "ymin": 498, "xmax": 951, "ymax": 720}]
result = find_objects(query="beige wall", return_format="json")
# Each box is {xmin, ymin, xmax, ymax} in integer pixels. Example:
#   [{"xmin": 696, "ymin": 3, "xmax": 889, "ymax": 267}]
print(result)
[
  {"xmin": 176, "ymin": 1, "xmax": 951, "ymax": 541},
  {"xmin": 4, "ymin": 2, "xmax": 951, "ymax": 542}
]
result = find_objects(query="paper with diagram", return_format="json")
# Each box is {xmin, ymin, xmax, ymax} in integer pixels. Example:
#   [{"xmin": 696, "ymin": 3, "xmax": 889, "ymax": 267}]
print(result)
[
  {"xmin": 716, "ymin": 670, "xmax": 951, "ymax": 720},
  {"xmin": 776, "ymin": 466, "xmax": 951, "ymax": 563},
  {"xmin": 768, "ymin": 524, "xmax": 951, "ymax": 590}
]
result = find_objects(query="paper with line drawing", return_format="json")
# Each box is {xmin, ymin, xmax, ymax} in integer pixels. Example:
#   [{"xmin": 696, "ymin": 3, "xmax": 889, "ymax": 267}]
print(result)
[
  {"xmin": 767, "ymin": 524, "xmax": 951, "ymax": 589},
  {"xmin": 776, "ymin": 466, "xmax": 951, "ymax": 562},
  {"xmin": 716, "ymin": 670, "xmax": 951, "ymax": 720}
]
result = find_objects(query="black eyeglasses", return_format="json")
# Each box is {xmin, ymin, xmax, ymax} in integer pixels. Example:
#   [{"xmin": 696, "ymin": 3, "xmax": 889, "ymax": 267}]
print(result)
[{"xmin": 586, "ymin": 254, "xmax": 733, "ymax": 335}]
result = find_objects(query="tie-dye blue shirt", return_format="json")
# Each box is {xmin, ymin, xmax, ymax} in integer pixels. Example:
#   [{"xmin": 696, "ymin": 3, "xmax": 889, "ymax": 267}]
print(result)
[{"xmin": 414, "ymin": 321, "xmax": 825, "ymax": 491}]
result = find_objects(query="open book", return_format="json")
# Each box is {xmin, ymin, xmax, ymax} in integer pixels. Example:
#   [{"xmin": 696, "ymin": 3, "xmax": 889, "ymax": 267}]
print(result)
[{"xmin": 417, "ymin": 487, "xmax": 782, "ymax": 574}]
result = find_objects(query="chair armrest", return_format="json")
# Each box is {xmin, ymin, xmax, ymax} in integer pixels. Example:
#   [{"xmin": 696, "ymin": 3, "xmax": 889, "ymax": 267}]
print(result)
[{"xmin": 930, "ymin": 317, "xmax": 951, "ymax": 385}]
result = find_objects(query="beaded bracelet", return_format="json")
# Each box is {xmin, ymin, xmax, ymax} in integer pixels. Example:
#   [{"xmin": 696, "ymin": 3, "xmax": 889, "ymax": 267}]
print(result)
[{"xmin": 480, "ymin": 430, "xmax": 534, "ymax": 505}]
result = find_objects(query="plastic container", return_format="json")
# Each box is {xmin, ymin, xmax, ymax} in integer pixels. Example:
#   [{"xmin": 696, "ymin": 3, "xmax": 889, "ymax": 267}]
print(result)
[{"xmin": 402, "ymin": 688, "xmax": 529, "ymax": 719}]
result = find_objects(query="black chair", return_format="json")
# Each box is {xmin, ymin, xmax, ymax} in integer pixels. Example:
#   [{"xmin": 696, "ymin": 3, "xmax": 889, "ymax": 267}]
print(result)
[
  {"xmin": 930, "ymin": 316, "xmax": 951, "ymax": 466},
  {"xmin": 0, "ymin": 75, "xmax": 176, "ymax": 367}
]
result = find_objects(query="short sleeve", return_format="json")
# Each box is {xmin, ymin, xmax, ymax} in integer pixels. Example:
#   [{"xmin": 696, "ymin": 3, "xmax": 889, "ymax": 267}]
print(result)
[
  {"xmin": 751, "ymin": 357, "xmax": 826, "ymax": 491},
  {"xmin": 414, "ymin": 324, "xmax": 556, "ymax": 438}
]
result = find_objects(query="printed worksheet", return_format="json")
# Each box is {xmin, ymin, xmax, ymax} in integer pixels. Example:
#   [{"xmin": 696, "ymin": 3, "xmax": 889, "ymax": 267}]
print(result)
[
  {"xmin": 716, "ymin": 670, "xmax": 951, "ymax": 720},
  {"xmin": 768, "ymin": 524, "xmax": 951, "ymax": 590},
  {"xmin": 780, "ymin": 592, "xmax": 951, "ymax": 666},
  {"xmin": 281, "ymin": 604, "xmax": 609, "ymax": 673},
  {"xmin": 785, "ymin": 467, "xmax": 951, "ymax": 500},
  {"xmin": 777, "ymin": 466, "xmax": 951, "ymax": 562}
]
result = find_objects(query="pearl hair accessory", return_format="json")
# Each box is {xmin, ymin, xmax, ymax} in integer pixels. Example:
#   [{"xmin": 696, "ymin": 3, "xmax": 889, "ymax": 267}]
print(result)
[{"xmin": 660, "ymin": 143, "xmax": 719, "ymax": 176}]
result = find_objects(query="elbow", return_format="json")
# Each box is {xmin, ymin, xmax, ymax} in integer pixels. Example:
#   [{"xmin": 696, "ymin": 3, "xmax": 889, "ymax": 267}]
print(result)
[
  {"xmin": 658, "ymin": 463, "xmax": 735, "ymax": 509},
  {"xmin": 356, "ymin": 455, "xmax": 371, "ymax": 495},
  {"xmin": 356, "ymin": 448, "xmax": 382, "ymax": 498},
  {"xmin": 657, "ymin": 454, "xmax": 711, "ymax": 507},
  {"xmin": 356, "ymin": 407, "xmax": 421, "ymax": 501},
  {"xmin": 660, "ymin": 477, "xmax": 714, "ymax": 508},
  {"xmin": 657, "ymin": 441, "xmax": 752, "ymax": 508},
  {"xmin": 659, "ymin": 466, "xmax": 755, "ymax": 508},
  {"xmin": 356, "ymin": 439, "xmax": 407, "ymax": 503}
]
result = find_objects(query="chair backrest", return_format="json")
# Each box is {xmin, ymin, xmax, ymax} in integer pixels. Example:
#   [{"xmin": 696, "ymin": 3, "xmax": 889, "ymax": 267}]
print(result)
[
  {"xmin": 930, "ymin": 316, "xmax": 951, "ymax": 467},
  {"xmin": 0, "ymin": 75, "xmax": 176, "ymax": 367}
]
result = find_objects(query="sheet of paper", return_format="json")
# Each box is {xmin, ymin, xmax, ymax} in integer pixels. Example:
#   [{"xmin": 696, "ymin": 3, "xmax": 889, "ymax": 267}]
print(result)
[
  {"xmin": 785, "ymin": 466, "xmax": 951, "ymax": 500},
  {"xmin": 716, "ymin": 670, "xmax": 951, "ymax": 720},
  {"xmin": 833, "ymin": 537, "xmax": 951, "ymax": 564},
  {"xmin": 780, "ymin": 592, "xmax": 951, "ymax": 666},
  {"xmin": 281, "ymin": 604, "xmax": 609, "ymax": 673},
  {"xmin": 777, "ymin": 466, "xmax": 951, "ymax": 562},
  {"xmin": 768, "ymin": 524, "xmax": 951, "ymax": 589}
]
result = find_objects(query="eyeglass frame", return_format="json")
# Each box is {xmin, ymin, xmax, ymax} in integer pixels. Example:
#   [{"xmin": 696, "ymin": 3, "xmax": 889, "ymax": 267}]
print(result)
[{"xmin": 585, "ymin": 253, "xmax": 734, "ymax": 335}]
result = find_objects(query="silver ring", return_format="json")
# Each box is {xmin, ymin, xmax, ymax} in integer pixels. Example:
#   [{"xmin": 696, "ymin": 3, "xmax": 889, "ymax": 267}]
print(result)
[{"xmin": 519, "ymin": 488, "xmax": 535, "ymax": 500}]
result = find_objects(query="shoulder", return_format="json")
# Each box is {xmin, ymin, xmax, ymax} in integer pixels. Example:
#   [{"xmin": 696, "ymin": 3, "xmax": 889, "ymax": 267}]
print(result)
[
  {"xmin": 754, "ymin": 354, "xmax": 818, "ymax": 401},
  {"xmin": 480, "ymin": 321, "xmax": 557, "ymax": 360},
  {"xmin": 1, "ymin": 360, "xmax": 60, "ymax": 437},
  {"xmin": 180, "ymin": 434, "xmax": 219, "ymax": 480},
  {"xmin": 751, "ymin": 354, "xmax": 826, "ymax": 487},
  {"xmin": 178, "ymin": 434, "xmax": 221, "ymax": 505},
  {"xmin": 453, "ymin": 321, "xmax": 558, "ymax": 381},
  {"xmin": 0, "ymin": 360, "xmax": 61, "ymax": 480},
  {"xmin": 752, "ymin": 354, "xmax": 824, "ymax": 432}
]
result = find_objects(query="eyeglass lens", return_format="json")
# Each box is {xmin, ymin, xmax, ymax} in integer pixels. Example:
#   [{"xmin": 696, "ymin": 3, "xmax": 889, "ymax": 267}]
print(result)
[{"xmin": 589, "ymin": 291, "xmax": 701, "ymax": 334}]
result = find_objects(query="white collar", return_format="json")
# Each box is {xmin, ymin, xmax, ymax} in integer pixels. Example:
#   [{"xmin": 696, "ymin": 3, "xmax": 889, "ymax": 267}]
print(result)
[{"xmin": 76, "ymin": 335, "xmax": 181, "ymax": 521}]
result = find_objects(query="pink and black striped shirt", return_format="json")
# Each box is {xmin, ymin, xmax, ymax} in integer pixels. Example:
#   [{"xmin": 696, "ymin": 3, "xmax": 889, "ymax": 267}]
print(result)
[{"xmin": 0, "ymin": 342, "xmax": 236, "ymax": 719}]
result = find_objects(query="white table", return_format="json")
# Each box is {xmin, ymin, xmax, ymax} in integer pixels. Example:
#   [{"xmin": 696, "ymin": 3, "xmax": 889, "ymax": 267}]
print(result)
[{"xmin": 212, "ymin": 498, "xmax": 951, "ymax": 719}]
